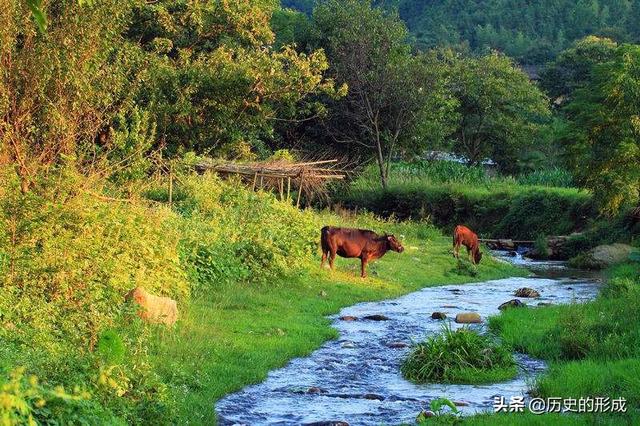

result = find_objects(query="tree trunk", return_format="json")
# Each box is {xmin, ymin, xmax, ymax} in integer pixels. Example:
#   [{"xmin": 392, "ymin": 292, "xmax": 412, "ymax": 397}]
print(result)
[{"xmin": 375, "ymin": 133, "xmax": 388, "ymax": 189}]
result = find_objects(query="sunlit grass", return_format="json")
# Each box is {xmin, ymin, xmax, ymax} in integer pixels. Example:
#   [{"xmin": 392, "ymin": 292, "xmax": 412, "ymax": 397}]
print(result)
[
  {"xmin": 148, "ymin": 218, "xmax": 522, "ymax": 424},
  {"xmin": 402, "ymin": 323, "xmax": 517, "ymax": 384}
]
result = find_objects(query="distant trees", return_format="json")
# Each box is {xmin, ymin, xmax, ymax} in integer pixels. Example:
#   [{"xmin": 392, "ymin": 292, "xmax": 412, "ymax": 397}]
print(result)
[
  {"xmin": 541, "ymin": 36, "xmax": 619, "ymax": 103},
  {"xmin": 285, "ymin": 0, "xmax": 640, "ymax": 64},
  {"xmin": 444, "ymin": 52, "xmax": 551, "ymax": 172}
]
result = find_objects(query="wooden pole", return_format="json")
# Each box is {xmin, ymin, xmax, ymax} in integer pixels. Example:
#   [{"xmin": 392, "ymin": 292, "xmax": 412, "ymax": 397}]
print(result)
[
  {"xmin": 168, "ymin": 163, "xmax": 173, "ymax": 206},
  {"xmin": 279, "ymin": 178, "xmax": 284, "ymax": 200},
  {"xmin": 252, "ymin": 172, "xmax": 258, "ymax": 191},
  {"xmin": 287, "ymin": 177, "xmax": 291, "ymax": 201},
  {"xmin": 296, "ymin": 172, "xmax": 304, "ymax": 208}
]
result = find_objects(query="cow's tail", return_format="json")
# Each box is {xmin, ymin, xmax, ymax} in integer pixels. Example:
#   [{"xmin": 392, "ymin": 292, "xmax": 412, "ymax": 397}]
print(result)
[{"xmin": 320, "ymin": 226, "xmax": 330, "ymax": 254}]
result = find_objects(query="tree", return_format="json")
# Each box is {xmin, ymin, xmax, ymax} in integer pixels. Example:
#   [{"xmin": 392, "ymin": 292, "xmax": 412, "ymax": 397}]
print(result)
[
  {"xmin": 1, "ymin": 0, "xmax": 134, "ymax": 192},
  {"xmin": 126, "ymin": 0, "xmax": 341, "ymax": 158},
  {"xmin": 541, "ymin": 36, "xmax": 618, "ymax": 103},
  {"xmin": 560, "ymin": 44, "xmax": 640, "ymax": 215},
  {"xmin": 310, "ymin": 0, "xmax": 449, "ymax": 188},
  {"xmin": 445, "ymin": 52, "xmax": 550, "ymax": 172}
]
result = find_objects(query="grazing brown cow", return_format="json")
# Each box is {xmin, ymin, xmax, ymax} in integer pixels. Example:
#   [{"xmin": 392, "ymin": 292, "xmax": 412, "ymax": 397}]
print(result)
[
  {"xmin": 320, "ymin": 226, "xmax": 404, "ymax": 278},
  {"xmin": 453, "ymin": 225, "xmax": 482, "ymax": 264}
]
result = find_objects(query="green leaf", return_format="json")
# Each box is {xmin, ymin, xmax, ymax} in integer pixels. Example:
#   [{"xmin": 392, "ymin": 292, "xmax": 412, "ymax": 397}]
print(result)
[{"xmin": 26, "ymin": 0, "xmax": 47, "ymax": 33}]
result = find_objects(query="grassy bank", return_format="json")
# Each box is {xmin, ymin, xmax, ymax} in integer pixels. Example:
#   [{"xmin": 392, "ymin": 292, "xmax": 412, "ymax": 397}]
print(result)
[
  {"xmin": 147, "ymin": 207, "xmax": 522, "ymax": 424},
  {"xmin": 336, "ymin": 162, "xmax": 595, "ymax": 239},
  {"xmin": 0, "ymin": 170, "xmax": 521, "ymax": 424},
  {"xmin": 475, "ymin": 262, "xmax": 640, "ymax": 425}
]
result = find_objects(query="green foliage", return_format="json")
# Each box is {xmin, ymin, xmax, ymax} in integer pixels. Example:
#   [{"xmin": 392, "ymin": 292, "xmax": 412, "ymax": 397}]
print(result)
[
  {"xmin": 401, "ymin": 324, "xmax": 516, "ymax": 384},
  {"xmin": 126, "ymin": 0, "xmax": 339, "ymax": 158},
  {"xmin": 534, "ymin": 235, "xmax": 550, "ymax": 259},
  {"xmin": 516, "ymin": 168, "xmax": 575, "ymax": 188},
  {"xmin": 0, "ymin": 167, "xmax": 188, "ymax": 422},
  {"xmin": 97, "ymin": 331, "xmax": 126, "ymax": 366},
  {"xmin": 560, "ymin": 43, "xmax": 640, "ymax": 215},
  {"xmin": 309, "ymin": 0, "xmax": 450, "ymax": 188},
  {"xmin": 339, "ymin": 162, "xmax": 594, "ymax": 239},
  {"xmin": 541, "ymin": 36, "xmax": 619, "ymax": 102},
  {"xmin": 0, "ymin": 367, "xmax": 120, "ymax": 426},
  {"xmin": 444, "ymin": 51, "xmax": 551, "ymax": 173},
  {"xmin": 172, "ymin": 174, "xmax": 317, "ymax": 291}
]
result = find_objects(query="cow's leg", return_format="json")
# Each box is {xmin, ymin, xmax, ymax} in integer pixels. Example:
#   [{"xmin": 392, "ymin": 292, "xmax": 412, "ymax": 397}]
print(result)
[
  {"xmin": 321, "ymin": 251, "xmax": 327, "ymax": 268},
  {"xmin": 329, "ymin": 250, "xmax": 336, "ymax": 270},
  {"xmin": 360, "ymin": 257, "xmax": 368, "ymax": 278},
  {"xmin": 453, "ymin": 242, "xmax": 460, "ymax": 259}
]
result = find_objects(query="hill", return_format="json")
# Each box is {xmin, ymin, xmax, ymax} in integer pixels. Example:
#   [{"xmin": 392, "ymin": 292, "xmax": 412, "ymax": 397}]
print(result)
[{"xmin": 282, "ymin": 0, "xmax": 640, "ymax": 63}]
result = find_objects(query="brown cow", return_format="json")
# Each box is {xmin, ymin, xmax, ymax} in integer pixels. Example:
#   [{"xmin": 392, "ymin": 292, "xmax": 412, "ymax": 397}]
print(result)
[
  {"xmin": 320, "ymin": 226, "xmax": 404, "ymax": 278},
  {"xmin": 453, "ymin": 225, "xmax": 482, "ymax": 264}
]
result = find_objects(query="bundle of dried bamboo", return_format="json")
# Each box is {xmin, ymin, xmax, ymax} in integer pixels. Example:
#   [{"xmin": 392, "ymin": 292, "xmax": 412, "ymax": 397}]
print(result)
[{"xmin": 194, "ymin": 158, "xmax": 346, "ymax": 206}]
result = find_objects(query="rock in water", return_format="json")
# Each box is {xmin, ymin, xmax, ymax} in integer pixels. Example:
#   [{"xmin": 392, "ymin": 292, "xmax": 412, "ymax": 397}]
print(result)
[
  {"xmin": 387, "ymin": 341, "xmax": 409, "ymax": 348},
  {"xmin": 585, "ymin": 244, "xmax": 636, "ymax": 269},
  {"xmin": 125, "ymin": 287, "xmax": 178, "ymax": 326},
  {"xmin": 339, "ymin": 315, "xmax": 358, "ymax": 321},
  {"xmin": 498, "ymin": 299, "xmax": 526, "ymax": 310},
  {"xmin": 362, "ymin": 314, "xmax": 390, "ymax": 321},
  {"xmin": 514, "ymin": 287, "xmax": 540, "ymax": 298},
  {"xmin": 455, "ymin": 312, "xmax": 482, "ymax": 323},
  {"xmin": 431, "ymin": 312, "xmax": 447, "ymax": 320}
]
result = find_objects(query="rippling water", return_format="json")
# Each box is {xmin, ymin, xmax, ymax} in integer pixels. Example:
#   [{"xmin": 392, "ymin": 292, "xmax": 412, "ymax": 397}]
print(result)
[{"xmin": 216, "ymin": 256, "xmax": 601, "ymax": 425}]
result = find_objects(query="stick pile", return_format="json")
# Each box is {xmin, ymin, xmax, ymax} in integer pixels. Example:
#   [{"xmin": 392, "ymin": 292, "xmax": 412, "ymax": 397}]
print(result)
[{"xmin": 194, "ymin": 159, "xmax": 346, "ymax": 206}]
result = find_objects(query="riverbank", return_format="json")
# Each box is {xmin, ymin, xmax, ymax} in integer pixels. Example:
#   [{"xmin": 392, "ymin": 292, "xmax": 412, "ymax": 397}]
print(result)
[
  {"xmin": 148, "ymin": 216, "xmax": 522, "ymax": 424},
  {"xmin": 334, "ymin": 162, "xmax": 595, "ymax": 240},
  {"xmin": 215, "ymin": 272, "xmax": 599, "ymax": 424}
]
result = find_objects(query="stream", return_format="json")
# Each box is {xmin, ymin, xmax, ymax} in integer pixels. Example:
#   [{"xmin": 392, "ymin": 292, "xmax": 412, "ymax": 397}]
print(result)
[{"xmin": 215, "ymin": 253, "xmax": 602, "ymax": 425}]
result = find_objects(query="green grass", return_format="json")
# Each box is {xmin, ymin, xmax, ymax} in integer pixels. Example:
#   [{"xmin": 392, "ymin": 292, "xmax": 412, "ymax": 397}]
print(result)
[
  {"xmin": 401, "ymin": 324, "xmax": 517, "ymax": 384},
  {"xmin": 462, "ymin": 261, "xmax": 640, "ymax": 424},
  {"xmin": 336, "ymin": 162, "xmax": 594, "ymax": 240},
  {"xmin": 148, "ymin": 218, "xmax": 522, "ymax": 424}
]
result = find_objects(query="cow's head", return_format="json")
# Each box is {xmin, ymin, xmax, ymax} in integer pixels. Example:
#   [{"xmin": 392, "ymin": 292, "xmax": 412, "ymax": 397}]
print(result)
[
  {"xmin": 386, "ymin": 234, "xmax": 404, "ymax": 253},
  {"xmin": 473, "ymin": 249, "xmax": 483, "ymax": 264}
]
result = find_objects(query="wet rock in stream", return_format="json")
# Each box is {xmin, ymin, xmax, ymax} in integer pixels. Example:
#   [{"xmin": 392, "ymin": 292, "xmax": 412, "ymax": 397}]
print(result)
[
  {"xmin": 431, "ymin": 311, "xmax": 447, "ymax": 320},
  {"xmin": 498, "ymin": 299, "xmax": 526, "ymax": 310},
  {"xmin": 362, "ymin": 314, "xmax": 390, "ymax": 321}
]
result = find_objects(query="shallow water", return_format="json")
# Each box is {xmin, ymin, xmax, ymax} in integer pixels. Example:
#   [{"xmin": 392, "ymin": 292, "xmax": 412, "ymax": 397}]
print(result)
[{"xmin": 215, "ymin": 255, "xmax": 601, "ymax": 425}]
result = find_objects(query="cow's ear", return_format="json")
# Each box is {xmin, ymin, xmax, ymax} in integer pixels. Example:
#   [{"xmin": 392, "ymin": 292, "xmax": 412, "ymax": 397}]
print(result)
[{"xmin": 387, "ymin": 235, "xmax": 393, "ymax": 241}]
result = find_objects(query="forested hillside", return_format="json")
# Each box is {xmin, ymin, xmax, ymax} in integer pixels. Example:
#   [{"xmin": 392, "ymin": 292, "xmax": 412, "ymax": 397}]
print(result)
[{"xmin": 285, "ymin": 0, "xmax": 640, "ymax": 63}]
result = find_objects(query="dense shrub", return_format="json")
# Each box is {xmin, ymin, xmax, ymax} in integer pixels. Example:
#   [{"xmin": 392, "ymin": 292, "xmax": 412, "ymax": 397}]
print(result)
[
  {"xmin": 168, "ymin": 174, "xmax": 318, "ymax": 291},
  {"xmin": 401, "ymin": 324, "xmax": 516, "ymax": 384},
  {"xmin": 0, "ymin": 169, "xmax": 190, "ymax": 422},
  {"xmin": 338, "ymin": 184, "xmax": 594, "ymax": 239}
]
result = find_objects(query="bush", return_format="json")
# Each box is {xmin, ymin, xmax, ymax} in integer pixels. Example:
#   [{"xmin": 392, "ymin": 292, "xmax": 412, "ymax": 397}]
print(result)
[
  {"xmin": 401, "ymin": 324, "xmax": 516, "ymax": 384},
  {"xmin": 337, "ymin": 161, "xmax": 595, "ymax": 239},
  {"xmin": 171, "ymin": 174, "xmax": 318, "ymax": 291},
  {"xmin": 0, "ymin": 168, "xmax": 190, "ymax": 422}
]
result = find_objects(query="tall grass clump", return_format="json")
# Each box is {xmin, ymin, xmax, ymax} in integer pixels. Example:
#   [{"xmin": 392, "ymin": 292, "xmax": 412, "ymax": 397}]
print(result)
[
  {"xmin": 401, "ymin": 324, "xmax": 516, "ymax": 384},
  {"xmin": 517, "ymin": 168, "xmax": 575, "ymax": 188}
]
